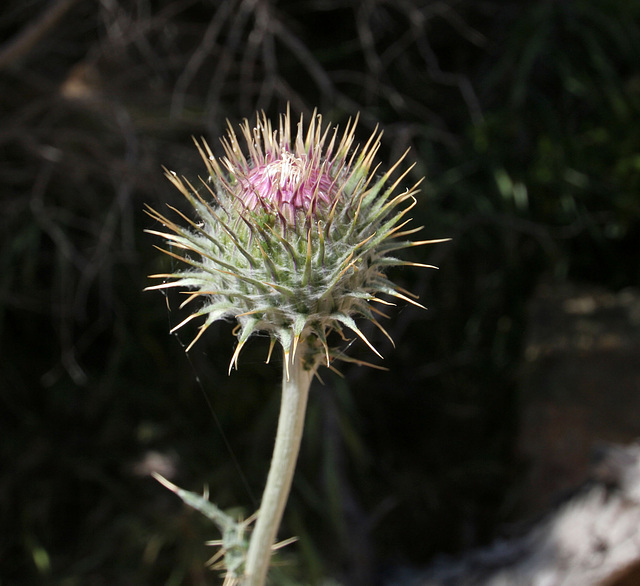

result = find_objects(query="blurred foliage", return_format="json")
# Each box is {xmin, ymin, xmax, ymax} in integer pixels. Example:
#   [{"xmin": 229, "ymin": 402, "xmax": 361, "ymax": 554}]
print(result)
[{"xmin": 1, "ymin": 0, "xmax": 639, "ymax": 584}]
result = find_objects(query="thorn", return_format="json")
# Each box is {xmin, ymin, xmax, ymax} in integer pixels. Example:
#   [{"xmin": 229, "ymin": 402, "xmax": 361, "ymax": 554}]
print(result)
[
  {"xmin": 272, "ymin": 536, "xmax": 299, "ymax": 551},
  {"xmin": 317, "ymin": 220, "xmax": 326, "ymax": 266},
  {"xmin": 370, "ymin": 297, "xmax": 396, "ymax": 306},
  {"xmin": 371, "ymin": 318, "xmax": 395, "ymax": 347},
  {"xmin": 355, "ymin": 231, "xmax": 376, "ymax": 250},
  {"xmin": 179, "ymin": 293, "xmax": 201, "ymax": 309},
  {"xmin": 351, "ymin": 323, "xmax": 383, "ymax": 359},
  {"xmin": 144, "ymin": 280, "xmax": 184, "ymax": 291},
  {"xmin": 244, "ymin": 511, "xmax": 259, "ymax": 526},
  {"xmin": 390, "ymin": 225, "xmax": 424, "ymax": 239},
  {"xmin": 390, "ymin": 291, "xmax": 427, "ymax": 310},
  {"xmin": 320, "ymin": 337, "xmax": 330, "ymax": 367},
  {"xmin": 266, "ymin": 338, "xmax": 276, "ymax": 364},
  {"xmin": 369, "ymin": 304, "xmax": 390, "ymax": 319},
  {"xmin": 170, "ymin": 312, "xmax": 201, "ymax": 334},
  {"xmin": 401, "ymin": 262, "xmax": 439, "ymax": 269},
  {"xmin": 335, "ymin": 314, "xmax": 383, "ymax": 359},
  {"xmin": 410, "ymin": 238, "xmax": 452, "ymax": 246},
  {"xmin": 204, "ymin": 548, "xmax": 226, "ymax": 568},
  {"xmin": 151, "ymin": 471, "xmax": 179, "ymax": 492},
  {"xmin": 234, "ymin": 309, "xmax": 263, "ymax": 318},
  {"xmin": 398, "ymin": 284, "xmax": 421, "ymax": 299},
  {"xmin": 302, "ymin": 227, "xmax": 312, "ymax": 286},
  {"xmin": 335, "ymin": 355, "xmax": 389, "ymax": 371},
  {"xmin": 291, "ymin": 334, "xmax": 300, "ymax": 364},
  {"xmin": 228, "ymin": 340, "xmax": 246, "ymax": 374},
  {"xmin": 283, "ymin": 349, "xmax": 291, "ymax": 381},
  {"xmin": 328, "ymin": 364, "xmax": 345, "ymax": 377},
  {"xmin": 185, "ymin": 322, "xmax": 211, "ymax": 352}
]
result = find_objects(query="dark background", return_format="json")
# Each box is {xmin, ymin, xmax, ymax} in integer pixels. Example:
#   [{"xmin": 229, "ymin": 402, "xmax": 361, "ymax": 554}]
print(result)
[{"xmin": 1, "ymin": 0, "xmax": 639, "ymax": 584}]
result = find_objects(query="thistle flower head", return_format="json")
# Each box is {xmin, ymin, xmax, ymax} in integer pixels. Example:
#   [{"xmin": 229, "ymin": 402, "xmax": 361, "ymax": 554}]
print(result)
[{"xmin": 146, "ymin": 108, "xmax": 446, "ymax": 373}]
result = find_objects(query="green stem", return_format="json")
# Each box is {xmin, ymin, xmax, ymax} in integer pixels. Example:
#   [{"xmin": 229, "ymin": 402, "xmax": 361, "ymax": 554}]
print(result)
[{"xmin": 243, "ymin": 345, "xmax": 315, "ymax": 586}]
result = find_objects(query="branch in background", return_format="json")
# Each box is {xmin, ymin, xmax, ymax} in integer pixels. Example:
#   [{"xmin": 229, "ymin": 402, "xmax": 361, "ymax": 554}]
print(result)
[{"xmin": 0, "ymin": 0, "xmax": 81, "ymax": 72}]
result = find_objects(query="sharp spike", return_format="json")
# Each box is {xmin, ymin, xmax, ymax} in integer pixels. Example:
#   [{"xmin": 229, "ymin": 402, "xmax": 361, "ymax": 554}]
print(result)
[
  {"xmin": 266, "ymin": 224, "xmax": 298, "ymax": 269},
  {"xmin": 369, "ymin": 304, "xmax": 390, "ymax": 319},
  {"xmin": 234, "ymin": 309, "xmax": 264, "ymax": 318},
  {"xmin": 333, "ymin": 354, "xmax": 389, "ymax": 371},
  {"xmin": 328, "ymin": 364, "xmax": 345, "ymax": 377},
  {"xmin": 151, "ymin": 471, "xmax": 179, "ymax": 492},
  {"xmin": 318, "ymin": 331, "xmax": 331, "ymax": 367},
  {"xmin": 370, "ymin": 296, "xmax": 396, "ymax": 306},
  {"xmin": 283, "ymin": 349, "xmax": 291, "ymax": 381},
  {"xmin": 144, "ymin": 280, "xmax": 184, "ymax": 291},
  {"xmin": 371, "ymin": 318, "xmax": 395, "ymax": 347},
  {"xmin": 316, "ymin": 220, "xmax": 326, "ymax": 266},
  {"xmin": 302, "ymin": 227, "xmax": 312, "ymax": 286},
  {"xmin": 358, "ymin": 125, "xmax": 381, "ymax": 164},
  {"xmin": 376, "ymin": 162, "xmax": 418, "ymax": 209},
  {"xmin": 333, "ymin": 314, "xmax": 383, "ymax": 359},
  {"xmin": 256, "ymin": 240, "xmax": 280, "ymax": 282},
  {"xmin": 204, "ymin": 548, "xmax": 226, "ymax": 568},
  {"xmin": 228, "ymin": 340, "xmax": 247, "ymax": 374},
  {"xmin": 185, "ymin": 322, "xmax": 212, "ymax": 352},
  {"xmin": 389, "ymin": 291, "xmax": 427, "ymax": 310},
  {"xmin": 272, "ymin": 536, "xmax": 299, "ymax": 552},
  {"xmin": 355, "ymin": 231, "xmax": 377, "ymax": 250},
  {"xmin": 291, "ymin": 334, "xmax": 300, "ymax": 364},
  {"xmin": 385, "ymin": 217, "xmax": 415, "ymax": 239},
  {"xmin": 390, "ymin": 225, "xmax": 425, "ymax": 239},
  {"xmin": 396, "ymin": 284, "xmax": 420, "ymax": 299},
  {"xmin": 409, "ymin": 238, "xmax": 453, "ymax": 247},
  {"xmin": 329, "ymin": 257, "xmax": 357, "ymax": 287},
  {"xmin": 352, "ymin": 324, "xmax": 383, "ymax": 359},
  {"xmin": 170, "ymin": 312, "xmax": 202, "ymax": 333},
  {"xmin": 313, "ymin": 369, "xmax": 326, "ymax": 385},
  {"xmin": 402, "ymin": 262, "xmax": 439, "ymax": 269},
  {"xmin": 265, "ymin": 337, "xmax": 277, "ymax": 364},
  {"xmin": 304, "ymin": 109, "xmax": 318, "ymax": 152}
]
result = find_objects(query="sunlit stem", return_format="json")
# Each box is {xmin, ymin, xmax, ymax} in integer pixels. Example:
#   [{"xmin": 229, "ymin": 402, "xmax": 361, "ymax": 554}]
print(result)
[{"xmin": 242, "ymin": 342, "xmax": 316, "ymax": 586}]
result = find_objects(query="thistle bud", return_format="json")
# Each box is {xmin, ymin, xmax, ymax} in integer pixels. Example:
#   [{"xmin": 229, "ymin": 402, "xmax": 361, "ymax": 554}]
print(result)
[{"xmin": 146, "ymin": 108, "xmax": 445, "ymax": 373}]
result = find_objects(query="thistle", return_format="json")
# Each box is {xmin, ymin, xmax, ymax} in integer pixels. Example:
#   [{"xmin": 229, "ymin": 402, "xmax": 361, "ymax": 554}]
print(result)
[{"xmin": 146, "ymin": 108, "xmax": 447, "ymax": 585}]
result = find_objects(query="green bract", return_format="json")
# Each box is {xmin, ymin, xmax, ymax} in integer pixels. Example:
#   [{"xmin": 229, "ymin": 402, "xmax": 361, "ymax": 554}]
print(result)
[{"xmin": 146, "ymin": 109, "xmax": 444, "ymax": 373}]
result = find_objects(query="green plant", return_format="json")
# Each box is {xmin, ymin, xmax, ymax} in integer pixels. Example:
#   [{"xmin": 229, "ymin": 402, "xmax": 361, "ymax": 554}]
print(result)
[{"xmin": 146, "ymin": 108, "xmax": 446, "ymax": 585}]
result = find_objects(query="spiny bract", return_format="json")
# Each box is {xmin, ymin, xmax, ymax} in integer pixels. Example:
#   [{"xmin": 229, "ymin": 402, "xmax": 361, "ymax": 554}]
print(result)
[{"xmin": 146, "ymin": 108, "xmax": 446, "ymax": 373}]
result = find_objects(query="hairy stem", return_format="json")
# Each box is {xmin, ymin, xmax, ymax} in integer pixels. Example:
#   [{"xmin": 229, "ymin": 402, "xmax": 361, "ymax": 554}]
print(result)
[{"xmin": 243, "ymin": 345, "xmax": 316, "ymax": 586}]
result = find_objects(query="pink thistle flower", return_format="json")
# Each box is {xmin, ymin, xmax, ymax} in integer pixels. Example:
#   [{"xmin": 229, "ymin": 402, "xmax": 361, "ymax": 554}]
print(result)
[
  {"xmin": 236, "ymin": 151, "xmax": 336, "ymax": 223},
  {"xmin": 219, "ymin": 109, "xmax": 346, "ymax": 225},
  {"xmin": 146, "ymin": 108, "xmax": 448, "ymax": 372}
]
